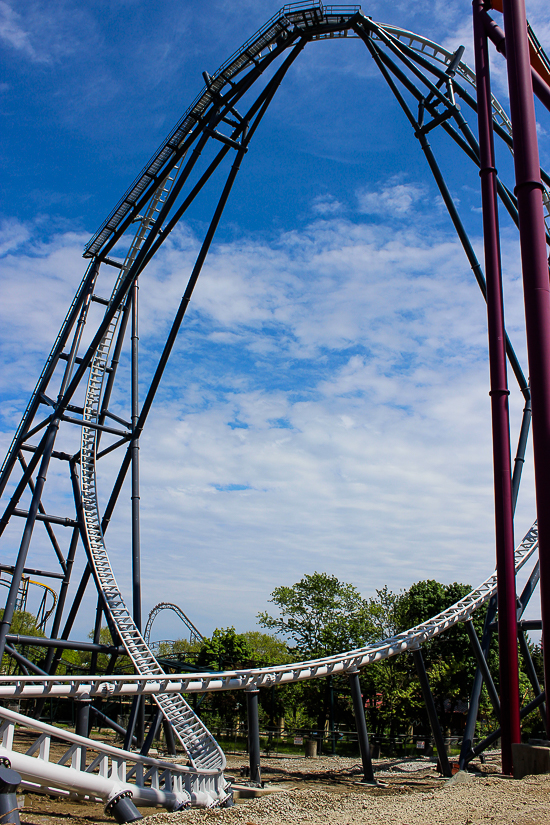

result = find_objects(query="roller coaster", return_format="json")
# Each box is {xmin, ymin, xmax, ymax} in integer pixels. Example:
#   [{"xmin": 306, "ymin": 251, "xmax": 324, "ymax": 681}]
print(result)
[
  {"xmin": 1, "ymin": 2, "xmax": 550, "ymax": 819},
  {"xmin": 144, "ymin": 604, "xmax": 204, "ymax": 648},
  {"xmin": 0, "ymin": 571, "xmax": 57, "ymax": 632}
]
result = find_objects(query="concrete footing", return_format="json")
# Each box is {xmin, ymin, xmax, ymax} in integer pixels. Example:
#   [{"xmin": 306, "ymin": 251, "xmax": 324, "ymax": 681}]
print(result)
[{"xmin": 512, "ymin": 743, "xmax": 550, "ymax": 779}]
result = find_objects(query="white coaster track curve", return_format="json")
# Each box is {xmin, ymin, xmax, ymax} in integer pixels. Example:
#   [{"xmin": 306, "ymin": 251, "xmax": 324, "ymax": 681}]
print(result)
[
  {"xmin": 79, "ymin": 167, "xmax": 226, "ymax": 779},
  {"xmin": 0, "ymin": 521, "xmax": 540, "ymax": 809},
  {"xmin": 0, "ymin": 2, "xmax": 546, "ymax": 815}
]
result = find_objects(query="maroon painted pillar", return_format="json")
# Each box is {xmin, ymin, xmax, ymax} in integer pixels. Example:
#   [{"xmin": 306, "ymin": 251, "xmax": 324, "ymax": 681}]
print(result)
[
  {"xmin": 501, "ymin": 0, "xmax": 550, "ymax": 736},
  {"xmin": 472, "ymin": 0, "xmax": 520, "ymax": 776}
]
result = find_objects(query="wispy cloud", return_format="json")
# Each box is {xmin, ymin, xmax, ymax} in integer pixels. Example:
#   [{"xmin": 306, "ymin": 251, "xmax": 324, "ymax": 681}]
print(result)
[
  {"xmin": 0, "ymin": 1, "xmax": 37, "ymax": 59},
  {"xmin": 311, "ymin": 194, "xmax": 344, "ymax": 216},
  {"xmin": 357, "ymin": 179, "xmax": 426, "ymax": 216},
  {"xmin": 0, "ymin": 218, "xmax": 31, "ymax": 256},
  {"xmin": 0, "ymin": 1, "xmax": 83, "ymax": 64},
  {"xmin": 0, "ymin": 214, "xmax": 534, "ymax": 635}
]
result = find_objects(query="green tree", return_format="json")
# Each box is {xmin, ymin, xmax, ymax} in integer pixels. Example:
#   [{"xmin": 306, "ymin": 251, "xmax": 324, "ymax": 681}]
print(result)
[
  {"xmin": 390, "ymin": 579, "xmax": 500, "ymax": 740},
  {"xmin": 257, "ymin": 573, "xmax": 377, "ymax": 748},
  {"xmin": 243, "ymin": 631, "xmax": 291, "ymax": 666},
  {"xmin": 193, "ymin": 628, "xmax": 255, "ymax": 729},
  {"xmin": 257, "ymin": 572, "xmax": 376, "ymax": 658},
  {"xmin": 195, "ymin": 627, "xmax": 254, "ymax": 671},
  {"xmin": 0, "ymin": 609, "xmax": 45, "ymax": 674}
]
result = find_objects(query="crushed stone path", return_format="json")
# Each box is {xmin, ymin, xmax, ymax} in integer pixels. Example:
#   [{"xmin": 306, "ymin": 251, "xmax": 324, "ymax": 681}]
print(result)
[{"xmin": 145, "ymin": 776, "xmax": 550, "ymax": 825}]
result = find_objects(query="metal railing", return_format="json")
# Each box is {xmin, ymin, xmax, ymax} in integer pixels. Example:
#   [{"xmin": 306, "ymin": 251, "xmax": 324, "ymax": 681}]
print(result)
[{"xmin": 0, "ymin": 705, "xmax": 229, "ymax": 809}]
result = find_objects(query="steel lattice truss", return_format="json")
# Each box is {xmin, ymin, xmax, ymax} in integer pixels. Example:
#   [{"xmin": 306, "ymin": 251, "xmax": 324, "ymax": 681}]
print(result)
[{"xmin": 1, "ymin": 1, "xmax": 549, "ymax": 811}]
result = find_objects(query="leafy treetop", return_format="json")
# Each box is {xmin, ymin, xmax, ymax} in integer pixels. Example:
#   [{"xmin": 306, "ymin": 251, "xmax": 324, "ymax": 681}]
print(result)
[{"xmin": 257, "ymin": 571, "xmax": 375, "ymax": 659}]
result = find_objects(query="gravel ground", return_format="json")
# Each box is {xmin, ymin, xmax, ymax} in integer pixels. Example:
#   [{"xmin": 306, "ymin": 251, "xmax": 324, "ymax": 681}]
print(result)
[
  {"xmin": 147, "ymin": 753, "xmax": 549, "ymax": 825},
  {"xmin": 17, "ymin": 752, "xmax": 550, "ymax": 825},
  {"xmin": 147, "ymin": 776, "xmax": 550, "ymax": 825}
]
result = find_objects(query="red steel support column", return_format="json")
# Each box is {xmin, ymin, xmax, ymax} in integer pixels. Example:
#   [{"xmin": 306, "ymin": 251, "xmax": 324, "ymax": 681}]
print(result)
[
  {"xmin": 501, "ymin": 0, "xmax": 550, "ymax": 736},
  {"xmin": 473, "ymin": 0, "xmax": 520, "ymax": 776}
]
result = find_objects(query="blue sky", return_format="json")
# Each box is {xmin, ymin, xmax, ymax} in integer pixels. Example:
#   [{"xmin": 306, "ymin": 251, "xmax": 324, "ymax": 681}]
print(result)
[{"xmin": 1, "ymin": 1, "xmax": 549, "ymax": 642}]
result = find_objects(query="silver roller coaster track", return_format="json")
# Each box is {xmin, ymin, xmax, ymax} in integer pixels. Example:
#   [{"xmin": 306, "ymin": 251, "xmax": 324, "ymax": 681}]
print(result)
[
  {"xmin": 0, "ymin": 519, "xmax": 539, "ymax": 702},
  {"xmin": 144, "ymin": 603, "xmax": 204, "ymax": 647}
]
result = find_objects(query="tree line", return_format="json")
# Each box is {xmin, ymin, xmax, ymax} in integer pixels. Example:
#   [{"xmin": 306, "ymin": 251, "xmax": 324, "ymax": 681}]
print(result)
[
  {"xmin": 158, "ymin": 572, "xmax": 545, "ymax": 747},
  {"xmin": 2, "ymin": 572, "xmax": 544, "ymax": 750}
]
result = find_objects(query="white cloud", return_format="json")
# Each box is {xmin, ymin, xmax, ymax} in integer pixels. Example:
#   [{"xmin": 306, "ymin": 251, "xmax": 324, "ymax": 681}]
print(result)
[
  {"xmin": 357, "ymin": 180, "xmax": 426, "ymax": 216},
  {"xmin": 0, "ymin": 0, "xmax": 91, "ymax": 66},
  {"xmin": 311, "ymin": 194, "xmax": 344, "ymax": 216},
  {"xmin": 0, "ymin": 1, "xmax": 38, "ymax": 61},
  {"xmin": 0, "ymin": 218, "xmax": 31, "ymax": 256},
  {"xmin": 0, "ymin": 214, "xmax": 536, "ymax": 638}
]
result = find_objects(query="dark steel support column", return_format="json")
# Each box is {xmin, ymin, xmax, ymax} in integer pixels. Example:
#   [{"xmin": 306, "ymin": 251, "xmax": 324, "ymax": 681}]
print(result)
[
  {"xmin": 106, "ymin": 793, "xmax": 142, "ymax": 823},
  {"xmin": 131, "ymin": 279, "xmax": 141, "ymax": 631},
  {"xmin": 246, "ymin": 688, "xmax": 261, "ymax": 786},
  {"xmin": 123, "ymin": 696, "xmax": 141, "ymax": 752},
  {"xmin": 98, "ymin": 35, "xmax": 291, "ymax": 262},
  {"xmin": 512, "ymin": 396, "xmax": 532, "ymax": 510},
  {"xmin": 0, "ymin": 418, "xmax": 60, "ymax": 659},
  {"xmin": 4, "ymin": 644, "xmax": 48, "ymax": 676},
  {"xmin": 517, "ymin": 561, "xmax": 541, "ymax": 618},
  {"xmin": 75, "ymin": 698, "xmax": 90, "ymax": 738},
  {"xmin": 90, "ymin": 705, "xmax": 137, "ymax": 745},
  {"xmin": 518, "ymin": 630, "xmax": 547, "ymax": 732},
  {"xmin": 140, "ymin": 706, "xmax": 162, "ymax": 757},
  {"xmin": 94, "ymin": 40, "xmax": 310, "ymax": 535},
  {"xmin": 361, "ymin": 34, "xmax": 530, "ymax": 403},
  {"xmin": 17, "ymin": 452, "xmax": 66, "ymax": 573},
  {"xmin": 69, "ymin": 461, "xmax": 120, "ymax": 648},
  {"xmin": 348, "ymin": 668, "xmax": 376, "ymax": 783},
  {"xmin": 105, "ymin": 652, "xmax": 119, "ymax": 675},
  {"xmin": 74, "ymin": 698, "xmax": 90, "ymax": 771},
  {"xmin": 0, "ymin": 254, "xmax": 97, "ymax": 537},
  {"xmin": 459, "ymin": 596, "xmax": 497, "ymax": 768},
  {"xmin": 501, "ymin": 0, "xmax": 550, "ymax": 737},
  {"xmin": 464, "ymin": 619, "xmax": 501, "ymax": 716},
  {"xmin": 473, "ymin": 0, "xmax": 520, "ymax": 774},
  {"xmin": 44, "ymin": 527, "xmax": 79, "ymax": 671},
  {"xmin": 328, "ymin": 675, "xmax": 336, "ymax": 755},
  {"xmin": 88, "ymin": 596, "xmax": 104, "ymax": 677},
  {"xmin": 130, "ymin": 278, "xmax": 144, "ymax": 747},
  {"xmin": 0, "ymin": 260, "xmax": 98, "ymax": 499},
  {"xmin": 99, "ymin": 148, "xmax": 245, "ymax": 534},
  {"xmin": 471, "ymin": 691, "xmax": 546, "ymax": 759},
  {"xmin": 412, "ymin": 647, "xmax": 452, "ymax": 777},
  {"xmin": 0, "ymin": 764, "xmax": 21, "ymax": 825},
  {"xmin": 162, "ymin": 719, "xmax": 177, "ymax": 756},
  {"xmin": 7, "ymin": 634, "xmax": 124, "ymax": 653},
  {"xmin": 49, "ymin": 564, "xmax": 91, "ymax": 672},
  {"xmin": 97, "ymin": 295, "xmax": 132, "ymax": 442},
  {"xmin": 481, "ymin": 10, "xmax": 550, "ymax": 114}
]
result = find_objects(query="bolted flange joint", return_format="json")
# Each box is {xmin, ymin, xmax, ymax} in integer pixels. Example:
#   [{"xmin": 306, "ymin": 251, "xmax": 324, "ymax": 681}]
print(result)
[{"xmin": 105, "ymin": 790, "xmax": 142, "ymax": 824}]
